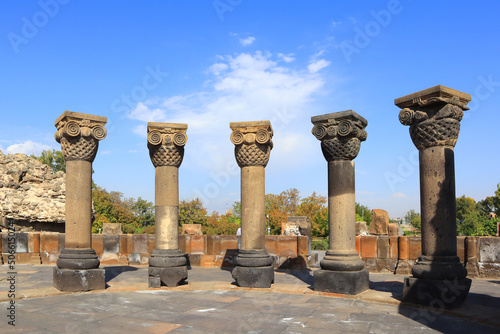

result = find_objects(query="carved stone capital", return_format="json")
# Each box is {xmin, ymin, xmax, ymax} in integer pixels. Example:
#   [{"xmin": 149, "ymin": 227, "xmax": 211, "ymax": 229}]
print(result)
[
  {"xmin": 230, "ymin": 121, "xmax": 273, "ymax": 168},
  {"xmin": 311, "ymin": 110, "xmax": 368, "ymax": 161},
  {"xmin": 395, "ymin": 85, "xmax": 471, "ymax": 150},
  {"xmin": 54, "ymin": 111, "xmax": 107, "ymax": 163},
  {"xmin": 147, "ymin": 122, "xmax": 188, "ymax": 168}
]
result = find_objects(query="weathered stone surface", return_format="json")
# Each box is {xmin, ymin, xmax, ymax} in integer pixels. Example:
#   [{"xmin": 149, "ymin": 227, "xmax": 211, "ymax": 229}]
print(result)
[
  {"xmin": 181, "ymin": 224, "xmax": 202, "ymax": 235},
  {"xmin": 148, "ymin": 266, "xmax": 187, "ymax": 287},
  {"xmin": 479, "ymin": 237, "xmax": 500, "ymax": 263},
  {"xmin": 368, "ymin": 209, "xmax": 389, "ymax": 235},
  {"xmin": 53, "ymin": 267, "xmax": 105, "ymax": 292},
  {"xmin": 388, "ymin": 223, "xmax": 400, "ymax": 236},
  {"xmin": 232, "ymin": 265, "xmax": 274, "ymax": 288},
  {"xmin": 402, "ymin": 277, "xmax": 471, "ymax": 309},
  {"xmin": 314, "ymin": 269, "xmax": 369, "ymax": 295},
  {"xmin": 102, "ymin": 223, "xmax": 122, "ymax": 235},
  {"xmin": 0, "ymin": 150, "xmax": 66, "ymax": 231},
  {"xmin": 356, "ymin": 221, "xmax": 369, "ymax": 236}
]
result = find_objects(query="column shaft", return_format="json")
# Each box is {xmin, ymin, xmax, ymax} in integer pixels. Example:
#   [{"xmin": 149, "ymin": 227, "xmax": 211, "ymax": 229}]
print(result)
[
  {"xmin": 241, "ymin": 166, "xmax": 265, "ymax": 250},
  {"xmin": 328, "ymin": 160, "xmax": 356, "ymax": 254},
  {"xmin": 419, "ymin": 146, "xmax": 457, "ymax": 257},
  {"xmin": 65, "ymin": 160, "xmax": 93, "ymax": 249},
  {"xmin": 155, "ymin": 166, "xmax": 179, "ymax": 250}
]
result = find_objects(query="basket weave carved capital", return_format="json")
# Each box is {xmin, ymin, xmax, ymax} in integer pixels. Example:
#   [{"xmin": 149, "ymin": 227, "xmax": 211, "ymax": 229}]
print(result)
[
  {"xmin": 395, "ymin": 85, "xmax": 471, "ymax": 150},
  {"xmin": 147, "ymin": 122, "xmax": 188, "ymax": 168},
  {"xmin": 311, "ymin": 110, "xmax": 368, "ymax": 162},
  {"xmin": 54, "ymin": 111, "xmax": 107, "ymax": 163},
  {"xmin": 230, "ymin": 121, "xmax": 273, "ymax": 168}
]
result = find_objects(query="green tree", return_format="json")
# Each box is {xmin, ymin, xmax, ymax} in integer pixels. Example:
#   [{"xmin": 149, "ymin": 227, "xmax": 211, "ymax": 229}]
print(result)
[
  {"xmin": 133, "ymin": 197, "xmax": 155, "ymax": 227},
  {"xmin": 179, "ymin": 198, "xmax": 207, "ymax": 226},
  {"xmin": 404, "ymin": 209, "xmax": 421, "ymax": 230},
  {"xmin": 456, "ymin": 195, "xmax": 477, "ymax": 221},
  {"xmin": 31, "ymin": 149, "xmax": 66, "ymax": 173},
  {"xmin": 92, "ymin": 186, "xmax": 140, "ymax": 233},
  {"xmin": 355, "ymin": 203, "xmax": 372, "ymax": 224},
  {"xmin": 457, "ymin": 213, "xmax": 498, "ymax": 236}
]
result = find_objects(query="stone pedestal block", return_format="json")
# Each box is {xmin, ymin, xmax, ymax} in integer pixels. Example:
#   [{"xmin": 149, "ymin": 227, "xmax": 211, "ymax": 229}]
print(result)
[
  {"xmin": 402, "ymin": 277, "xmax": 472, "ymax": 309},
  {"xmin": 148, "ymin": 266, "xmax": 188, "ymax": 288},
  {"xmin": 314, "ymin": 269, "xmax": 369, "ymax": 295},
  {"xmin": 232, "ymin": 265, "xmax": 274, "ymax": 288},
  {"xmin": 53, "ymin": 267, "xmax": 105, "ymax": 292}
]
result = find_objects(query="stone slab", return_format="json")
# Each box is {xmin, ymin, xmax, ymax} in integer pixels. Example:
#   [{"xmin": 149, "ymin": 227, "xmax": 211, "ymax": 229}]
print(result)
[
  {"xmin": 314, "ymin": 269, "xmax": 369, "ymax": 295},
  {"xmin": 394, "ymin": 85, "xmax": 471, "ymax": 108},
  {"xmin": 102, "ymin": 223, "xmax": 122, "ymax": 235},
  {"xmin": 402, "ymin": 276, "xmax": 472, "ymax": 309},
  {"xmin": 53, "ymin": 267, "xmax": 105, "ymax": 292},
  {"xmin": 148, "ymin": 266, "xmax": 188, "ymax": 287},
  {"xmin": 232, "ymin": 265, "xmax": 274, "ymax": 288},
  {"xmin": 479, "ymin": 237, "xmax": 500, "ymax": 263}
]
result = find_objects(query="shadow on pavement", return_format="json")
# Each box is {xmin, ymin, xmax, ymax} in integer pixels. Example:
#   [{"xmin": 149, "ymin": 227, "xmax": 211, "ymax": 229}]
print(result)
[{"xmin": 105, "ymin": 265, "xmax": 140, "ymax": 281}]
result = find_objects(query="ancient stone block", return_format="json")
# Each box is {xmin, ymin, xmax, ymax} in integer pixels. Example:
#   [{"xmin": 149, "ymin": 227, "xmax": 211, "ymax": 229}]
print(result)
[
  {"xmin": 368, "ymin": 209, "xmax": 389, "ymax": 235},
  {"xmin": 265, "ymin": 236, "xmax": 278, "ymax": 255},
  {"xmin": 92, "ymin": 234, "xmax": 103, "ymax": 255},
  {"xmin": 457, "ymin": 236, "xmax": 466, "ymax": 263},
  {"xmin": 179, "ymin": 235, "xmax": 190, "ymax": 254},
  {"xmin": 133, "ymin": 234, "xmax": 149, "ymax": 254},
  {"xmin": 103, "ymin": 235, "xmax": 120, "ymax": 254},
  {"xmin": 220, "ymin": 236, "xmax": 238, "ymax": 253},
  {"xmin": 298, "ymin": 236, "xmax": 309, "ymax": 256},
  {"xmin": 40, "ymin": 232, "xmax": 59, "ymax": 253},
  {"xmin": 232, "ymin": 265, "xmax": 274, "ymax": 288},
  {"xmin": 190, "ymin": 235, "xmax": 206, "ymax": 254},
  {"xmin": 277, "ymin": 236, "xmax": 297, "ymax": 258},
  {"xmin": 181, "ymin": 224, "xmax": 202, "ymax": 235},
  {"xmin": 360, "ymin": 236, "xmax": 377, "ymax": 258},
  {"xmin": 147, "ymin": 234, "xmax": 155, "ymax": 254},
  {"xmin": 479, "ymin": 237, "xmax": 500, "ymax": 263},
  {"xmin": 148, "ymin": 266, "xmax": 187, "ymax": 287},
  {"xmin": 200, "ymin": 255, "xmax": 216, "ymax": 267},
  {"xmin": 28, "ymin": 232, "xmax": 40, "ymax": 253},
  {"xmin": 398, "ymin": 236, "xmax": 410, "ymax": 260},
  {"xmin": 53, "ymin": 267, "xmax": 105, "ymax": 292},
  {"xmin": 314, "ymin": 269, "xmax": 369, "ymax": 295},
  {"xmin": 356, "ymin": 221, "xmax": 369, "ymax": 236},
  {"xmin": 377, "ymin": 235, "xmax": 390, "ymax": 259},
  {"xmin": 102, "ymin": 223, "xmax": 122, "ymax": 235},
  {"xmin": 402, "ymin": 277, "xmax": 472, "ymax": 309},
  {"xmin": 408, "ymin": 237, "xmax": 421, "ymax": 260},
  {"xmin": 388, "ymin": 223, "xmax": 399, "ymax": 236}
]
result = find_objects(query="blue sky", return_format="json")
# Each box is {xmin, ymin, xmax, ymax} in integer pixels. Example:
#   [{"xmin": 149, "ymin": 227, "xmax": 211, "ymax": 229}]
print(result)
[{"xmin": 1, "ymin": 1, "xmax": 499, "ymax": 219}]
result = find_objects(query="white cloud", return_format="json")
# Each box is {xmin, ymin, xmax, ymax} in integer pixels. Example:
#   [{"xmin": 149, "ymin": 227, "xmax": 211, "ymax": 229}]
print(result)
[
  {"xmin": 277, "ymin": 53, "xmax": 295, "ymax": 63},
  {"xmin": 392, "ymin": 192, "xmax": 408, "ymax": 199},
  {"xmin": 239, "ymin": 36, "xmax": 255, "ymax": 46},
  {"xmin": 133, "ymin": 124, "xmax": 147, "ymax": 137},
  {"xmin": 5, "ymin": 140, "xmax": 51, "ymax": 155},
  {"xmin": 127, "ymin": 51, "xmax": 327, "ymax": 173},
  {"xmin": 308, "ymin": 59, "xmax": 330, "ymax": 73}
]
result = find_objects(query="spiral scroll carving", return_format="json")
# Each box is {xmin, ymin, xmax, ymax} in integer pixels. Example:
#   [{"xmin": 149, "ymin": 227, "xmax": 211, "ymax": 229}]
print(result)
[
  {"xmin": 398, "ymin": 99, "xmax": 467, "ymax": 150},
  {"xmin": 147, "ymin": 127, "xmax": 188, "ymax": 168},
  {"xmin": 311, "ymin": 113, "xmax": 367, "ymax": 161},
  {"xmin": 231, "ymin": 124, "xmax": 273, "ymax": 168},
  {"xmin": 55, "ymin": 118, "xmax": 107, "ymax": 162}
]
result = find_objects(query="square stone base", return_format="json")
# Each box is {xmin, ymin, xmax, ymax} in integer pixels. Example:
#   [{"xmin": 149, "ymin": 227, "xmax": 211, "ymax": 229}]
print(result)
[
  {"xmin": 148, "ymin": 266, "xmax": 188, "ymax": 288},
  {"xmin": 53, "ymin": 267, "xmax": 105, "ymax": 292},
  {"xmin": 232, "ymin": 266, "xmax": 274, "ymax": 288},
  {"xmin": 314, "ymin": 269, "xmax": 369, "ymax": 295},
  {"xmin": 402, "ymin": 277, "xmax": 472, "ymax": 309}
]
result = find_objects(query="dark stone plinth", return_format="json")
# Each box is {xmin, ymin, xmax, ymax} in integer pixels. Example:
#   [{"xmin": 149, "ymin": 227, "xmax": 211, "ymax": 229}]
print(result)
[
  {"xmin": 402, "ymin": 277, "xmax": 472, "ymax": 309},
  {"xmin": 235, "ymin": 249, "xmax": 274, "ymax": 267},
  {"xmin": 232, "ymin": 265, "xmax": 274, "ymax": 288},
  {"xmin": 53, "ymin": 267, "xmax": 105, "ymax": 292},
  {"xmin": 148, "ymin": 266, "xmax": 187, "ymax": 287},
  {"xmin": 314, "ymin": 269, "xmax": 369, "ymax": 295},
  {"xmin": 56, "ymin": 248, "xmax": 100, "ymax": 270},
  {"xmin": 149, "ymin": 249, "xmax": 187, "ymax": 267}
]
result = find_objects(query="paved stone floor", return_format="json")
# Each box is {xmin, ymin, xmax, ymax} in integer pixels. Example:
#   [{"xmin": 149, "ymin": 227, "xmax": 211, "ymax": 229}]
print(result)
[{"xmin": 0, "ymin": 265, "xmax": 499, "ymax": 333}]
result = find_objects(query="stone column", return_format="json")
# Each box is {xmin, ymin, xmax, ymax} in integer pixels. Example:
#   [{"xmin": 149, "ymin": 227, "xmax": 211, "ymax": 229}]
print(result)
[
  {"xmin": 311, "ymin": 110, "xmax": 369, "ymax": 295},
  {"xmin": 396, "ymin": 85, "xmax": 472, "ymax": 309},
  {"xmin": 230, "ymin": 121, "xmax": 274, "ymax": 288},
  {"xmin": 147, "ymin": 122, "xmax": 188, "ymax": 287},
  {"xmin": 53, "ymin": 111, "xmax": 107, "ymax": 292}
]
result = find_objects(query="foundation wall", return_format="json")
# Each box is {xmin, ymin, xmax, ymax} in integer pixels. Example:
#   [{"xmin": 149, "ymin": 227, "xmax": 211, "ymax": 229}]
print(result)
[{"xmin": 1, "ymin": 233, "xmax": 499, "ymax": 278}]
